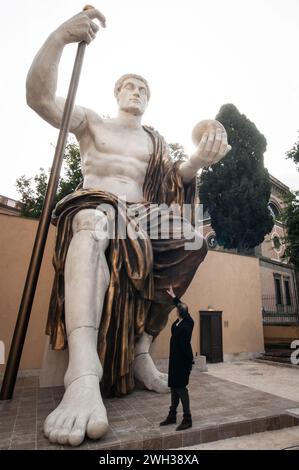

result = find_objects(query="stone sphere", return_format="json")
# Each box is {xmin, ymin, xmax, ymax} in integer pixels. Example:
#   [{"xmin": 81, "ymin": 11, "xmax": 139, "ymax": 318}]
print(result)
[{"xmin": 191, "ymin": 119, "xmax": 226, "ymax": 146}]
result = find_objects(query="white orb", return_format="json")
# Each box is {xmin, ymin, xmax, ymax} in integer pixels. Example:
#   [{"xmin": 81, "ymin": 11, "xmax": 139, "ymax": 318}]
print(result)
[{"xmin": 192, "ymin": 119, "xmax": 226, "ymax": 146}]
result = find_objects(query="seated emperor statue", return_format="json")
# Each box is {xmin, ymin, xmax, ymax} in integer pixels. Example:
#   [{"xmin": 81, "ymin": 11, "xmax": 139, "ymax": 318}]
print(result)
[{"xmin": 26, "ymin": 8, "xmax": 231, "ymax": 446}]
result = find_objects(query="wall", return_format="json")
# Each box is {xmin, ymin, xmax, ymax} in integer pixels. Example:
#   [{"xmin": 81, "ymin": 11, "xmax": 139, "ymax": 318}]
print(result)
[
  {"xmin": 263, "ymin": 326, "xmax": 299, "ymax": 345},
  {"xmin": 152, "ymin": 250, "xmax": 264, "ymax": 360},
  {"xmin": 0, "ymin": 215, "xmax": 264, "ymax": 374}
]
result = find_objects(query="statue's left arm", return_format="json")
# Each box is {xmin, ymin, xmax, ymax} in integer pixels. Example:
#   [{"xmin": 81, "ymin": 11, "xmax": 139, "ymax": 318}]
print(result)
[{"xmin": 178, "ymin": 128, "xmax": 231, "ymax": 183}]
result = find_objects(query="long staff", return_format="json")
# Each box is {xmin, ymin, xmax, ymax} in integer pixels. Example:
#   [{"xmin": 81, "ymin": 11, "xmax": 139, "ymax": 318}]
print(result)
[{"xmin": 0, "ymin": 5, "xmax": 101, "ymax": 400}]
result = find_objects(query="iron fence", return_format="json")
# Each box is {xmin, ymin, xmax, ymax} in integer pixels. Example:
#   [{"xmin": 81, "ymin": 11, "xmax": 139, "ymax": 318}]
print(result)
[{"xmin": 262, "ymin": 294, "xmax": 299, "ymax": 325}]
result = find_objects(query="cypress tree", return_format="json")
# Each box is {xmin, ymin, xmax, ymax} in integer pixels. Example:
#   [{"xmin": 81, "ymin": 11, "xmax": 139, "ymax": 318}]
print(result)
[{"xmin": 199, "ymin": 104, "xmax": 274, "ymax": 251}]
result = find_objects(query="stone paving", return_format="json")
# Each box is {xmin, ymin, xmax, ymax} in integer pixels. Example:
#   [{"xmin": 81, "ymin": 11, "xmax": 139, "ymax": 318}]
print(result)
[
  {"xmin": 206, "ymin": 360, "xmax": 299, "ymax": 402},
  {"xmin": 179, "ymin": 427, "xmax": 299, "ymax": 450},
  {"xmin": 1, "ymin": 361, "xmax": 299, "ymax": 450}
]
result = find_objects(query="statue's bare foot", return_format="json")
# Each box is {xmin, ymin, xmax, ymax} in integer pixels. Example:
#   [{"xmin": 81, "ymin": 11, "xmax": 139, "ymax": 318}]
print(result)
[
  {"xmin": 44, "ymin": 375, "xmax": 108, "ymax": 447},
  {"xmin": 134, "ymin": 353, "xmax": 169, "ymax": 393}
]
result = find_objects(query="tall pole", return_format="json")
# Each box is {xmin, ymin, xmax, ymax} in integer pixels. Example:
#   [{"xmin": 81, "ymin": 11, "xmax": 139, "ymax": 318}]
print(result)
[{"xmin": 0, "ymin": 6, "xmax": 94, "ymax": 400}]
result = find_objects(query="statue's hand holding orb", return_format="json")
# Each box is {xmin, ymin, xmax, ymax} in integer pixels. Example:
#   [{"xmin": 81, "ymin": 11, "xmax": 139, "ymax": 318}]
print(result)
[
  {"xmin": 191, "ymin": 119, "xmax": 231, "ymax": 168},
  {"xmin": 191, "ymin": 119, "xmax": 225, "ymax": 146}
]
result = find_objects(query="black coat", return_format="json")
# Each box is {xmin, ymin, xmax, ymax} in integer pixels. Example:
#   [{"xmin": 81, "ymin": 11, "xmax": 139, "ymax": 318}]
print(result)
[{"xmin": 168, "ymin": 315, "xmax": 194, "ymax": 388}]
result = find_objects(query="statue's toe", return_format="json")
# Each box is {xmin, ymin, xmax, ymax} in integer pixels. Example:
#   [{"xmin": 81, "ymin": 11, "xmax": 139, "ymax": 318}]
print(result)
[
  {"xmin": 47, "ymin": 411, "xmax": 66, "ymax": 442},
  {"xmin": 68, "ymin": 416, "xmax": 88, "ymax": 447},
  {"xmin": 56, "ymin": 416, "xmax": 75, "ymax": 444},
  {"xmin": 87, "ymin": 410, "xmax": 109, "ymax": 439},
  {"xmin": 44, "ymin": 409, "xmax": 62, "ymax": 438}
]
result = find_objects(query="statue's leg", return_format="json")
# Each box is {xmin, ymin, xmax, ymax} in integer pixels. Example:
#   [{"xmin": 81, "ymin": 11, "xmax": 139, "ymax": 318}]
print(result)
[
  {"xmin": 133, "ymin": 331, "xmax": 169, "ymax": 393},
  {"xmin": 44, "ymin": 208, "xmax": 110, "ymax": 447},
  {"xmin": 134, "ymin": 212, "xmax": 207, "ymax": 394}
]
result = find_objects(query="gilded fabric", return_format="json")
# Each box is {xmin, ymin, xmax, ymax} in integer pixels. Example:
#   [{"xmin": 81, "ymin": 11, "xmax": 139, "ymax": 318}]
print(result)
[{"xmin": 46, "ymin": 126, "xmax": 207, "ymax": 396}]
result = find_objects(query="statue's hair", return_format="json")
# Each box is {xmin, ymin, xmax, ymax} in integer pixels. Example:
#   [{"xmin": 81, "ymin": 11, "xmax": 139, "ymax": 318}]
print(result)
[{"xmin": 114, "ymin": 74, "xmax": 151, "ymax": 100}]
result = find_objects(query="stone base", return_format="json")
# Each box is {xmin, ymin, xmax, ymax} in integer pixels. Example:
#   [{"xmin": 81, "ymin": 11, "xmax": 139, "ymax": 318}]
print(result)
[
  {"xmin": 223, "ymin": 352, "xmax": 263, "ymax": 362},
  {"xmin": 39, "ymin": 338, "xmax": 208, "ymax": 388},
  {"xmin": 286, "ymin": 408, "xmax": 299, "ymax": 418},
  {"xmin": 0, "ymin": 368, "xmax": 40, "ymax": 379},
  {"xmin": 154, "ymin": 355, "xmax": 208, "ymax": 372},
  {"xmin": 194, "ymin": 355, "xmax": 208, "ymax": 371}
]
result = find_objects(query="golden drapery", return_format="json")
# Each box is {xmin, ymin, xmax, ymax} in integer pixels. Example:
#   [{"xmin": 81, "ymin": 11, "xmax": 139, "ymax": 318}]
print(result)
[{"xmin": 46, "ymin": 126, "xmax": 207, "ymax": 397}]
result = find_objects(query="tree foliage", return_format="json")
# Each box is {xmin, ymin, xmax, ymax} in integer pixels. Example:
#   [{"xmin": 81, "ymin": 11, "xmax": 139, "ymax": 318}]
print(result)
[
  {"xmin": 281, "ymin": 191, "xmax": 299, "ymax": 270},
  {"xmin": 199, "ymin": 103, "xmax": 274, "ymax": 251},
  {"xmin": 16, "ymin": 142, "xmax": 82, "ymax": 219},
  {"xmin": 286, "ymin": 133, "xmax": 299, "ymax": 169},
  {"xmin": 168, "ymin": 143, "xmax": 188, "ymax": 162}
]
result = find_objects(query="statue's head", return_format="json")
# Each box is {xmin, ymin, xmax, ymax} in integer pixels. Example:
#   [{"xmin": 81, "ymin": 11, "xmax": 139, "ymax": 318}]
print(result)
[{"xmin": 114, "ymin": 74, "xmax": 150, "ymax": 116}]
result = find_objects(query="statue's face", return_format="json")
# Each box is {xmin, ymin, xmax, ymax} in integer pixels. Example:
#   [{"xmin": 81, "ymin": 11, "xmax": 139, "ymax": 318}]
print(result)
[{"xmin": 117, "ymin": 78, "xmax": 148, "ymax": 116}]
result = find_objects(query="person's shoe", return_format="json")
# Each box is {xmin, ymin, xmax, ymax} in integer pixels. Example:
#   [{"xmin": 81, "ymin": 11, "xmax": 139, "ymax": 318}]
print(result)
[
  {"xmin": 159, "ymin": 414, "xmax": 176, "ymax": 426},
  {"xmin": 176, "ymin": 414, "xmax": 192, "ymax": 431}
]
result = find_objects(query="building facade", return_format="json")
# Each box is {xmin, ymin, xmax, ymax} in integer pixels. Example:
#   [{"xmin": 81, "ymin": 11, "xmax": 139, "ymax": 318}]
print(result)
[
  {"xmin": 201, "ymin": 175, "xmax": 299, "ymax": 347},
  {"xmin": 0, "ymin": 195, "xmax": 23, "ymax": 216}
]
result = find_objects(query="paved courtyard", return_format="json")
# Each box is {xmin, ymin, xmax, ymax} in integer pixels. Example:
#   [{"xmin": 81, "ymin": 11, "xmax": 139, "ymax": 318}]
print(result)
[
  {"xmin": 0, "ymin": 360, "xmax": 299, "ymax": 450},
  {"xmin": 179, "ymin": 360, "xmax": 299, "ymax": 450},
  {"xmin": 206, "ymin": 360, "xmax": 299, "ymax": 402}
]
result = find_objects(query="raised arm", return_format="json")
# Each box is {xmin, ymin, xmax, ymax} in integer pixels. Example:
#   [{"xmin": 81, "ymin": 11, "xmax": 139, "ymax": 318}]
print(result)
[{"xmin": 26, "ymin": 9, "xmax": 106, "ymax": 138}]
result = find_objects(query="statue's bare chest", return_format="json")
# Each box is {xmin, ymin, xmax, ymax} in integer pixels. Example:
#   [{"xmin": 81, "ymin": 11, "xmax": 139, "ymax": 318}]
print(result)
[
  {"xmin": 91, "ymin": 121, "xmax": 153, "ymax": 163},
  {"xmin": 80, "ymin": 120, "xmax": 154, "ymax": 189}
]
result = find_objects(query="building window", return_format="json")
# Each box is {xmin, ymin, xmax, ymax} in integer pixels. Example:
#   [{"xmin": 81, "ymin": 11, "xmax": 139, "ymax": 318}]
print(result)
[
  {"xmin": 274, "ymin": 276, "xmax": 282, "ymax": 305},
  {"xmin": 268, "ymin": 202, "xmax": 280, "ymax": 219},
  {"xmin": 273, "ymin": 236, "xmax": 281, "ymax": 251},
  {"xmin": 284, "ymin": 278, "xmax": 292, "ymax": 306}
]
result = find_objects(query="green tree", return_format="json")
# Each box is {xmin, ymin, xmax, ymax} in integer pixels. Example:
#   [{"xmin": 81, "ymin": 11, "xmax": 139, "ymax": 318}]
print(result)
[
  {"xmin": 16, "ymin": 142, "xmax": 82, "ymax": 219},
  {"xmin": 282, "ymin": 191, "xmax": 299, "ymax": 270},
  {"xmin": 57, "ymin": 142, "xmax": 82, "ymax": 199},
  {"xmin": 199, "ymin": 104, "xmax": 274, "ymax": 251},
  {"xmin": 286, "ymin": 133, "xmax": 299, "ymax": 169}
]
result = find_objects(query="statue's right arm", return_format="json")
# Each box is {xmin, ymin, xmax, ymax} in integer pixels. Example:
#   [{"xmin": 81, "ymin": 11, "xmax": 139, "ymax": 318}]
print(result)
[{"xmin": 26, "ymin": 9, "xmax": 106, "ymax": 139}]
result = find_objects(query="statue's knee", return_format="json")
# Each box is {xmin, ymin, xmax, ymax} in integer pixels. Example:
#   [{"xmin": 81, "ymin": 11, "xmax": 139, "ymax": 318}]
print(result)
[{"xmin": 72, "ymin": 209, "xmax": 110, "ymax": 249}]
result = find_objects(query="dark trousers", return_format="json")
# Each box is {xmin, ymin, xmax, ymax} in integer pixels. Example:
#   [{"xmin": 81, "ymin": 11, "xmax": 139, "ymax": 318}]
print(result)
[{"xmin": 169, "ymin": 387, "xmax": 191, "ymax": 416}]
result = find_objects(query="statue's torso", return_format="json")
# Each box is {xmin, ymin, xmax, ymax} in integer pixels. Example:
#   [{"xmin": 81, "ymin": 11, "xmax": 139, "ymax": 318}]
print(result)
[{"xmin": 79, "ymin": 119, "xmax": 153, "ymax": 202}]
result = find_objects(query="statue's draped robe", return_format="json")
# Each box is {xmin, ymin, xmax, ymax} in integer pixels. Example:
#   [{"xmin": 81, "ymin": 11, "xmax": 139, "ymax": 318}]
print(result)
[{"xmin": 46, "ymin": 126, "xmax": 207, "ymax": 397}]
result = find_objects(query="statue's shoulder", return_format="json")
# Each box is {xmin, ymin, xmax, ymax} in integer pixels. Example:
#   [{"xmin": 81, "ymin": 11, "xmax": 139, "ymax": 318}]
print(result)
[{"xmin": 143, "ymin": 124, "xmax": 157, "ymax": 134}]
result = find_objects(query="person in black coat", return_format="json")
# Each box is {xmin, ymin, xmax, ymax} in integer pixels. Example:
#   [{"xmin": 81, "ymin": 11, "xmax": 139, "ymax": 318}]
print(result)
[{"xmin": 160, "ymin": 286, "xmax": 194, "ymax": 431}]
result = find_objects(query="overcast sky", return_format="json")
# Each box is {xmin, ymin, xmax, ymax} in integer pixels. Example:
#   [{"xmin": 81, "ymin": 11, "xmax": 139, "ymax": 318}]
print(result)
[{"xmin": 0, "ymin": 0, "xmax": 298, "ymax": 200}]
